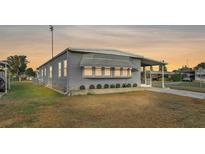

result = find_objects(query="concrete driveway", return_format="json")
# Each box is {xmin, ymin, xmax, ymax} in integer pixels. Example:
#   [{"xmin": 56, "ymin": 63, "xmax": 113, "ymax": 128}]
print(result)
[{"xmin": 146, "ymin": 87, "xmax": 205, "ymax": 100}]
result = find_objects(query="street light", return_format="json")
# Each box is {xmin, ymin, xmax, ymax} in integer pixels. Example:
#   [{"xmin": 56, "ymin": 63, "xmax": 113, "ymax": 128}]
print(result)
[{"xmin": 49, "ymin": 25, "xmax": 54, "ymax": 58}]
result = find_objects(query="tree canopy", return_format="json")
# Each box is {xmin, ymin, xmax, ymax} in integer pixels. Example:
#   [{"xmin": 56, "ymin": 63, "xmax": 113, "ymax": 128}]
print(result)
[
  {"xmin": 7, "ymin": 55, "xmax": 29, "ymax": 81},
  {"xmin": 25, "ymin": 68, "xmax": 36, "ymax": 77},
  {"xmin": 194, "ymin": 62, "xmax": 205, "ymax": 70}
]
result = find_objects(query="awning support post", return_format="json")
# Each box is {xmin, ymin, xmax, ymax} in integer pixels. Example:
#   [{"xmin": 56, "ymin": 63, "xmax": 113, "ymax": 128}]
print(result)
[
  {"xmin": 143, "ymin": 66, "xmax": 147, "ymax": 85},
  {"xmin": 8, "ymin": 71, "xmax": 10, "ymax": 90},
  {"xmin": 161, "ymin": 65, "xmax": 165, "ymax": 88},
  {"xmin": 150, "ymin": 66, "xmax": 153, "ymax": 87},
  {"xmin": 5, "ymin": 64, "xmax": 8, "ymax": 94}
]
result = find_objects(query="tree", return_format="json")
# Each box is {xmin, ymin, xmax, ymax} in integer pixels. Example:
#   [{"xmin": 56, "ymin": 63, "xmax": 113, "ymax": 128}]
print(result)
[
  {"xmin": 194, "ymin": 62, "xmax": 205, "ymax": 70},
  {"xmin": 171, "ymin": 73, "xmax": 182, "ymax": 82},
  {"xmin": 7, "ymin": 55, "xmax": 29, "ymax": 81},
  {"xmin": 25, "ymin": 68, "xmax": 36, "ymax": 77}
]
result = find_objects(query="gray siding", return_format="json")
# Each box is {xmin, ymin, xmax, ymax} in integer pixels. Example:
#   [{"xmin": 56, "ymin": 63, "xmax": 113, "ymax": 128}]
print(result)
[
  {"xmin": 38, "ymin": 51, "xmax": 142, "ymax": 92},
  {"xmin": 68, "ymin": 52, "xmax": 141, "ymax": 90},
  {"xmin": 38, "ymin": 52, "xmax": 68, "ymax": 92}
]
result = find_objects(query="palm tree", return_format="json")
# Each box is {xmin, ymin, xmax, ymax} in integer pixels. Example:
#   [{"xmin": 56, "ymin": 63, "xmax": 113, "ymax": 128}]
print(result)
[{"xmin": 7, "ymin": 55, "xmax": 29, "ymax": 81}]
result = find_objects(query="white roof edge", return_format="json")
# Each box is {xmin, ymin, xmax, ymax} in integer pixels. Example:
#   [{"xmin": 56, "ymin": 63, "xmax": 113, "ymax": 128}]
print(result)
[
  {"xmin": 69, "ymin": 47, "xmax": 144, "ymax": 59},
  {"xmin": 37, "ymin": 47, "xmax": 167, "ymax": 69}
]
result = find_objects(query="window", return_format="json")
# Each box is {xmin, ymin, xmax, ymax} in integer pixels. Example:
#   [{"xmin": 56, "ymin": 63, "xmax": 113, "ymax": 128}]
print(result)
[
  {"xmin": 115, "ymin": 67, "xmax": 121, "ymax": 77},
  {"xmin": 95, "ymin": 67, "xmax": 102, "ymax": 76},
  {"xmin": 41, "ymin": 69, "xmax": 43, "ymax": 77},
  {"xmin": 104, "ymin": 67, "xmax": 111, "ymax": 76},
  {"xmin": 128, "ymin": 68, "xmax": 132, "ymax": 77},
  {"xmin": 84, "ymin": 66, "xmax": 92, "ymax": 76},
  {"xmin": 58, "ymin": 62, "xmax": 62, "ymax": 78},
  {"xmin": 122, "ymin": 67, "xmax": 128, "ymax": 77},
  {"xmin": 64, "ymin": 60, "xmax": 67, "ymax": 77},
  {"xmin": 49, "ymin": 66, "xmax": 52, "ymax": 78},
  {"xmin": 44, "ymin": 68, "xmax": 47, "ymax": 77}
]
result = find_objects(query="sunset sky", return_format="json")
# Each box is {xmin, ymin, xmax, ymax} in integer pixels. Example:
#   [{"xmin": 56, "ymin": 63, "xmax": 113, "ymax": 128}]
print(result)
[{"xmin": 0, "ymin": 25, "xmax": 205, "ymax": 71}]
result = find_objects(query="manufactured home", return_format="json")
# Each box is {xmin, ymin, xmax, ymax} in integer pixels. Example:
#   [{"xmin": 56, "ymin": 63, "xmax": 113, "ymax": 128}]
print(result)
[
  {"xmin": 195, "ymin": 67, "xmax": 205, "ymax": 81},
  {"xmin": 36, "ymin": 48, "xmax": 167, "ymax": 94}
]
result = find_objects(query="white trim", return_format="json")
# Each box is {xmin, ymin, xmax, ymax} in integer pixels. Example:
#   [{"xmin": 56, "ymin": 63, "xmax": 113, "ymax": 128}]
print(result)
[
  {"xmin": 162, "ymin": 65, "xmax": 165, "ymax": 88},
  {"xmin": 58, "ymin": 62, "xmax": 62, "ymax": 78}
]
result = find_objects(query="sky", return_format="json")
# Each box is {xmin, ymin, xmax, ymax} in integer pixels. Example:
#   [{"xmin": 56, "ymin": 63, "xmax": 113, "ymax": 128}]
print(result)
[{"xmin": 0, "ymin": 25, "xmax": 205, "ymax": 71}]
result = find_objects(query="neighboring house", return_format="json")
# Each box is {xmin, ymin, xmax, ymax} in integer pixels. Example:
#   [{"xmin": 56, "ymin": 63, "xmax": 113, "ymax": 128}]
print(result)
[
  {"xmin": 195, "ymin": 67, "xmax": 205, "ymax": 81},
  {"xmin": 175, "ymin": 66, "xmax": 195, "ymax": 81},
  {"xmin": 0, "ymin": 61, "xmax": 10, "ymax": 93},
  {"xmin": 181, "ymin": 66, "xmax": 195, "ymax": 81},
  {"xmin": 148, "ymin": 71, "xmax": 174, "ymax": 81},
  {"xmin": 36, "ymin": 48, "xmax": 167, "ymax": 94}
]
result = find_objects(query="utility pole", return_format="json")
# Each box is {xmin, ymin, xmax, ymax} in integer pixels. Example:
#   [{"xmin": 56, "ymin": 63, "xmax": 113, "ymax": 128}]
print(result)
[
  {"xmin": 49, "ymin": 25, "xmax": 54, "ymax": 58},
  {"xmin": 200, "ymin": 67, "xmax": 202, "ymax": 88}
]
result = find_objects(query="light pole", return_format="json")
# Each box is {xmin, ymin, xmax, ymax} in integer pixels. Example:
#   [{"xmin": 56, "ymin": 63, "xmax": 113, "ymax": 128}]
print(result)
[
  {"xmin": 49, "ymin": 25, "xmax": 54, "ymax": 58},
  {"xmin": 200, "ymin": 67, "xmax": 202, "ymax": 88}
]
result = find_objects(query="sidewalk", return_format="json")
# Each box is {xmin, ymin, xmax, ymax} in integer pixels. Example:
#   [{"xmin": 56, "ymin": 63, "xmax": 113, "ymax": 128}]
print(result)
[{"xmin": 146, "ymin": 87, "xmax": 205, "ymax": 100}]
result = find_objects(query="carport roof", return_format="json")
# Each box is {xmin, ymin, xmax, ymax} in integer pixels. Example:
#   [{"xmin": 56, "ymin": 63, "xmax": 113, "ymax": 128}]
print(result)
[
  {"xmin": 141, "ymin": 58, "xmax": 167, "ymax": 66},
  {"xmin": 0, "ymin": 61, "xmax": 8, "ymax": 66}
]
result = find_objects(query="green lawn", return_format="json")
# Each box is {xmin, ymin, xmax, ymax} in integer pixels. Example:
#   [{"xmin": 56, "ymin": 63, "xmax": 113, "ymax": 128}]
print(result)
[{"xmin": 0, "ymin": 82, "xmax": 205, "ymax": 128}]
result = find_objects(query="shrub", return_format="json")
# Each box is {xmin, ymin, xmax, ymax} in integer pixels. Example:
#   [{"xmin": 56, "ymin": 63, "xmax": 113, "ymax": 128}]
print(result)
[
  {"xmin": 80, "ymin": 85, "xmax": 86, "ymax": 90},
  {"xmin": 110, "ymin": 84, "xmax": 116, "ymax": 88},
  {"xmin": 126, "ymin": 83, "xmax": 131, "ymax": 88},
  {"xmin": 116, "ymin": 83, "xmax": 121, "ymax": 88},
  {"xmin": 89, "ymin": 85, "xmax": 95, "ymax": 89},
  {"xmin": 97, "ymin": 84, "xmax": 102, "ymax": 89},
  {"xmin": 104, "ymin": 84, "xmax": 109, "ymax": 89},
  {"xmin": 122, "ymin": 83, "xmax": 126, "ymax": 88},
  {"xmin": 171, "ymin": 73, "xmax": 183, "ymax": 82},
  {"xmin": 133, "ymin": 83, "xmax": 138, "ymax": 87}
]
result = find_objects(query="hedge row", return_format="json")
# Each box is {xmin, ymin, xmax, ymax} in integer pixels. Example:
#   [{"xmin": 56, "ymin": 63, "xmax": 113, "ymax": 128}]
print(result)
[{"xmin": 79, "ymin": 83, "xmax": 138, "ymax": 90}]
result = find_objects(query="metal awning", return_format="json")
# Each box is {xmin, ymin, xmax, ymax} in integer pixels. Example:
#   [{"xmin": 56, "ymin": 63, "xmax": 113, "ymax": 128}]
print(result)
[
  {"xmin": 141, "ymin": 58, "xmax": 167, "ymax": 66},
  {"xmin": 80, "ymin": 57, "xmax": 137, "ymax": 68}
]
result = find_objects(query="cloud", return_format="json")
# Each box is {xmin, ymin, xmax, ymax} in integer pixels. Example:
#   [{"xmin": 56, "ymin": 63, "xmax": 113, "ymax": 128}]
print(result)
[{"xmin": 0, "ymin": 25, "xmax": 205, "ymax": 71}]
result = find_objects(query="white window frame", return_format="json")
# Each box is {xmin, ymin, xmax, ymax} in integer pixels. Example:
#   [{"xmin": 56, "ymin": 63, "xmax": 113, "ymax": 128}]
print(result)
[
  {"xmin": 49, "ymin": 66, "xmax": 52, "ymax": 78},
  {"xmin": 58, "ymin": 62, "xmax": 62, "ymax": 78},
  {"xmin": 115, "ymin": 67, "xmax": 121, "ymax": 77},
  {"xmin": 104, "ymin": 67, "xmax": 111, "ymax": 76},
  {"xmin": 63, "ymin": 60, "xmax": 67, "ymax": 77},
  {"xmin": 122, "ymin": 67, "xmax": 128, "ymax": 77},
  {"xmin": 84, "ymin": 66, "xmax": 93, "ymax": 76},
  {"xmin": 95, "ymin": 67, "xmax": 102, "ymax": 76},
  {"xmin": 44, "ymin": 68, "xmax": 47, "ymax": 77}
]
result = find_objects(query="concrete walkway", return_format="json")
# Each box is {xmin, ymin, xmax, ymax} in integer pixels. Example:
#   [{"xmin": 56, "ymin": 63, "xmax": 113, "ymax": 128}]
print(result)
[{"xmin": 146, "ymin": 87, "xmax": 205, "ymax": 100}]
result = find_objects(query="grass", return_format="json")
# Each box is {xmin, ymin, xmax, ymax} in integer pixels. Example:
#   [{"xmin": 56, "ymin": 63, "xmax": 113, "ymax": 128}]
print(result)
[{"xmin": 0, "ymin": 81, "xmax": 205, "ymax": 127}]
